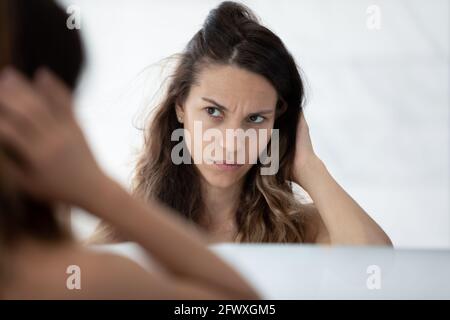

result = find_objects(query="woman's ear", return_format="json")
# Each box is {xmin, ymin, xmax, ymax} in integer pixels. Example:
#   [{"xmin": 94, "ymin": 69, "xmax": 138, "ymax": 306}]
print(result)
[{"xmin": 175, "ymin": 103, "xmax": 184, "ymax": 123}]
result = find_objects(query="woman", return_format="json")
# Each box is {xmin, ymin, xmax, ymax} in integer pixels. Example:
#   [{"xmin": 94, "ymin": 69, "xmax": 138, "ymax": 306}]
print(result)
[
  {"xmin": 0, "ymin": 0, "xmax": 258, "ymax": 299},
  {"xmin": 94, "ymin": 1, "xmax": 392, "ymax": 245}
]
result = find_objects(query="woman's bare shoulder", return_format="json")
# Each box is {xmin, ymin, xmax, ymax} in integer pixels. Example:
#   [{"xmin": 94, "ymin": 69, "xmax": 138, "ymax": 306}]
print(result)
[
  {"xmin": 4, "ymin": 241, "xmax": 162, "ymax": 299},
  {"xmin": 300, "ymin": 202, "xmax": 330, "ymax": 244},
  {"xmin": 5, "ymin": 239, "xmax": 238, "ymax": 300}
]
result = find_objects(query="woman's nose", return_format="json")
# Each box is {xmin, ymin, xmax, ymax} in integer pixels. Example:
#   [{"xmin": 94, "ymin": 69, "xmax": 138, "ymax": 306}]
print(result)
[{"xmin": 217, "ymin": 126, "xmax": 247, "ymax": 160}]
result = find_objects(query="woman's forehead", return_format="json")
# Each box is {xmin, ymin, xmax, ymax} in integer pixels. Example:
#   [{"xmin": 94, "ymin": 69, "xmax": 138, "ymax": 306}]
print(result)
[{"xmin": 191, "ymin": 64, "xmax": 278, "ymax": 110}]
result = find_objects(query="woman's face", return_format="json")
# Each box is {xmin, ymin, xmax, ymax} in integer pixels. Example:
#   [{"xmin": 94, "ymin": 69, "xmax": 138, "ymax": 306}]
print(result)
[{"xmin": 176, "ymin": 64, "xmax": 278, "ymax": 189}]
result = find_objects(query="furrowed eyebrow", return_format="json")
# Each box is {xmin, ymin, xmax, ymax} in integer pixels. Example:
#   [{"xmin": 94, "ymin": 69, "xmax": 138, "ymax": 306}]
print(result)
[
  {"xmin": 202, "ymin": 97, "xmax": 275, "ymax": 115},
  {"xmin": 249, "ymin": 109, "xmax": 275, "ymax": 115},
  {"xmin": 202, "ymin": 97, "xmax": 228, "ymax": 111}
]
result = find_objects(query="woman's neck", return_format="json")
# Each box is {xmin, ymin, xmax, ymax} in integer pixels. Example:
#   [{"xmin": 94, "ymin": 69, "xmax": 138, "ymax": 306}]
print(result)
[{"xmin": 199, "ymin": 179, "xmax": 243, "ymax": 230}]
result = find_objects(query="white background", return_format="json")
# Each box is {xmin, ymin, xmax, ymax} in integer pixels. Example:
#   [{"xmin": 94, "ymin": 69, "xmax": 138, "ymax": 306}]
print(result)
[{"xmin": 58, "ymin": 0, "xmax": 449, "ymax": 249}]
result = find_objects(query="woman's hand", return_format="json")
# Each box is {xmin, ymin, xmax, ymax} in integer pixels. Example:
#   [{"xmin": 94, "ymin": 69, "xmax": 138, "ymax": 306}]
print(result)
[
  {"xmin": 291, "ymin": 110, "xmax": 392, "ymax": 245},
  {"xmin": 292, "ymin": 111, "xmax": 323, "ymax": 189},
  {"xmin": 0, "ymin": 67, "xmax": 106, "ymax": 208}
]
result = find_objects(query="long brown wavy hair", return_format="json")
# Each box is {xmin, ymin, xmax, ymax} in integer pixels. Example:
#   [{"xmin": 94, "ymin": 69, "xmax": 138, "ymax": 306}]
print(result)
[{"xmin": 96, "ymin": 1, "xmax": 308, "ymax": 243}]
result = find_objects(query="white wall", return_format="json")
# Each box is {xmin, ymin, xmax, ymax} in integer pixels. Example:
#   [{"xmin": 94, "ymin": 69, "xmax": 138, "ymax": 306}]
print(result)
[{"xmin": 58, "ymin": 0, "xmax": 449, "ymax": 248}]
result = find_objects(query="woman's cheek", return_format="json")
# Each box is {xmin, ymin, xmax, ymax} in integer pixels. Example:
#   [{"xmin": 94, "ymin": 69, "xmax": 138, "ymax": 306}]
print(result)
[{"xmin": 183, "ymin": 118, "xmax": 219, "ymax": 164}]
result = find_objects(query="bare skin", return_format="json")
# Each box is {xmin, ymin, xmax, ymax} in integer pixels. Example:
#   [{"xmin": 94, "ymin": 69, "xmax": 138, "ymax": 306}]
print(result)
[
  {"xmin": 197, "ymin": 178, "xmax": 243, "ymax": 243},
  {"xmin": 0, "ymin": 67, "xmax": 260, "ymax": 299}
]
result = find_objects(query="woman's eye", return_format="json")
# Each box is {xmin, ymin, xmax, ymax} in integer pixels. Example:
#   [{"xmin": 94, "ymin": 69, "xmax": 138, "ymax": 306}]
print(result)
[
  {"xmin": 248, "ymin": 114, "xmax": 265, "ymax": 124},
  {"xmin": 206, "ymin": 107, "xmax": 222, "ymax": 118}
]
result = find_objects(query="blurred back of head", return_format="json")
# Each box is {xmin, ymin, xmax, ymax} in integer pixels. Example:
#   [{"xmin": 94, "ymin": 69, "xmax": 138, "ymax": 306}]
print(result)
[
  {"xmin": 0, "ymin": 0, "xmax": 85, "ymax": 248},
  {"xmin": 1, "ymin": 0, "xmax": 85, "ymax": 89}
]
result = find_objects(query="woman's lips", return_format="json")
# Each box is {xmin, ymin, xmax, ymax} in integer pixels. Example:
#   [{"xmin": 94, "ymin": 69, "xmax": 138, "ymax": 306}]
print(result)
[{"xmin": 212, "ymin": 161, "xmax": 244, "ymax": 171}]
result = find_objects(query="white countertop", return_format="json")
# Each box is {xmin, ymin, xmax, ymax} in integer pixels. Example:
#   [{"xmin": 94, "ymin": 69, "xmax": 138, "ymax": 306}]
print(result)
[{"xmin": 92, "ymin": 243, "xmax": 450, "ymax": 299}]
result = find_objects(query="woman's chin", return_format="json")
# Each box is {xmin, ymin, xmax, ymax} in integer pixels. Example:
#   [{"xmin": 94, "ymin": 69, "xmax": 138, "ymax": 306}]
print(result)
[
  {"xmin": 199, "ymin": 170, "xmax": 244, "ymax": 189},
  {"xmin": 195, "ymin": 163, "xmax": 252, "ymax": 189}
]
